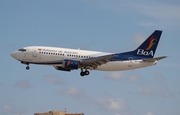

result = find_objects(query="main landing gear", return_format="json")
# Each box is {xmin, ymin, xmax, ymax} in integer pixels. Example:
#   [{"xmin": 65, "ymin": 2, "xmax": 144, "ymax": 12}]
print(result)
[{"xmin": 80, "ymin": 69, "xmax": 90, "ymax": 77}]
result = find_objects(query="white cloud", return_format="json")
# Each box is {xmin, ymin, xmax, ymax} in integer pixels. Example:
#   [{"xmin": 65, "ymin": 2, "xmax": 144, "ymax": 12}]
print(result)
[
  {"xmin": 145, "ymin": 111, "xmax": 154, "ymax": 115},
  {"xmin": 140, "ymin": 3, "xmax": 180, "ymax": 20},
  {"xmin": 138, "ymin": 22, "xmax": 156, "ymax": 27},
  {"xmin": 154, "ymin": 73, "xmax": 165, "ymax": 83},
  {"xmin": 60, "ymin": 87, "xmax": 87, "ymax": 98},
  {"xmin": 105, "ymin": 72, "xmax": 124, "ymax": 81},
  {"xmin": 91, "ymin": 1, "xmax": 180, "ymax": 27},
  {"xmin": 15, "ymin": 80, "xmax": 30, "ymax": 89},
  {"xmin": 128, "ymin": 72, "xmax": 176, "ymax": 97},
  {"xmin": 127, "ymin": 73, "xmax": 139, "ymax": 82},
  {"xmin": 2, "ymin": 104, "xmax": 26, "ymax": 115},
  {"xmin": 43, "ymin": 75, "xmax": 65, "ymax": 85},
  {"xmin": 96, "ymin": 97, "xmax": 126, "ymax": 111},
  {"xmin": 132, "ymin": 33, "xmax": 146, "ymax": 46},
  {"xmin": 115, "ymin": 114, "xmax": 122, "ymax": 115},
  {"xmin": 137, "ymin": 83, "xmax": 175, "ymax": 97},
  {"xmin": 131, "ymin": 1, "xmax": 180, "ymax": 27},
  {"xmin": 2, "ymin": 105, "xmax": 13, "ymax": 114},
  {"xmin": 160, "ymin": 62, "xmax": 180, "ymax": 68},
  {"xmin": 137, "ymin": 84, "xmax": 153, "ymax": 96}
]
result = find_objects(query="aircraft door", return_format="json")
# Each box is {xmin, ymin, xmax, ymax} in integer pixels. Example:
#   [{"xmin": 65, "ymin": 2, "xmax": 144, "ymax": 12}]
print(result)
[
  {"xmin": 32, "ymin": 48, "xmax": 38, "ymax": 57},
  {"xmin": 32, "ymin": 48, "xmax": 40, "ymax": 62},
  {"xmin": 128, "ymin": 57, "xmax": 133, "ymax": 67}
]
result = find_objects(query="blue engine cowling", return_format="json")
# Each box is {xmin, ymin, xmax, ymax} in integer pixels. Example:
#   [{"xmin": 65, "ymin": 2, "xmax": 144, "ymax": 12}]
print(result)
[
  {"xmin": 63, "ymin": 60, "xmax": 79, "ymax": 69},
  {"xmin": 55, "ymin": 66, "xmax": 71, "ymax": 71}
]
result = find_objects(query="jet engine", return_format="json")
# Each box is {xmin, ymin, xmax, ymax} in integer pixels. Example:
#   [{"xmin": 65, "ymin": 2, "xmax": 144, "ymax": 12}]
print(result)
[
  {"xmin": 63, "ymin": 60, "xmax": 79, "ymax": 69},
  {"xmin": 54, "ymin": 60, "xmax": 79, "ymax": 72}
]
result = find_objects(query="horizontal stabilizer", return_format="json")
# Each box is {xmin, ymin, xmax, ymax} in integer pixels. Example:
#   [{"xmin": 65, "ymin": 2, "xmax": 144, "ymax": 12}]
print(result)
[{"xmin": 143, "ymin": 56, "xmax": 167, "ymax": 61}]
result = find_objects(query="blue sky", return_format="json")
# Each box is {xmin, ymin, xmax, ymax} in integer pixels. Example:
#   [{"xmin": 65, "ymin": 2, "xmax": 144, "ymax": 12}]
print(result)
[{"xmin": 1, "ymin": 0, "xmax": 180, "ymax": 115}]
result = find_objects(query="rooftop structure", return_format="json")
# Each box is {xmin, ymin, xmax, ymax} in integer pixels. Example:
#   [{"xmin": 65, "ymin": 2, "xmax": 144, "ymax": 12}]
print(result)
[{"xmin": 34, "ymin": 111, "xmax": 84, "ymax": 115}]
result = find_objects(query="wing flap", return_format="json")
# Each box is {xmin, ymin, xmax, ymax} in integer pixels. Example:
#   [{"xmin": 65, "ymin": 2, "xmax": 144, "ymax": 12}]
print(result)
[{"xmin": 79, "ymin": 54, "xmax": 114, "ymax": 69}]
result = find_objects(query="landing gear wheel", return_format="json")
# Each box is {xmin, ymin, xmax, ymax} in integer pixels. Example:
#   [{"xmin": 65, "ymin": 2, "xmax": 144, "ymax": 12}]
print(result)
[
  {"xmin": 26, "ymin": 66, "xmax": 30, "ymax": 70},
  {"xmin": 85, "ymin": 70, "xmax": 90, "ymax": 75},
  {"xmin": 80, "ymin": 71, "xmax": 85, "ymax": 77},
  {"xmin": 80, "ymin": 70, "xmax": 90, "ymax": 77}
]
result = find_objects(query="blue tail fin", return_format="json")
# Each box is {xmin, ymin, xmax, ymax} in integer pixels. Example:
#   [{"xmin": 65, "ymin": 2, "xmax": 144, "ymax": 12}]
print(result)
[{"xmin": 129, "ymin": 30, "xmax": 162, "ymax": 58}]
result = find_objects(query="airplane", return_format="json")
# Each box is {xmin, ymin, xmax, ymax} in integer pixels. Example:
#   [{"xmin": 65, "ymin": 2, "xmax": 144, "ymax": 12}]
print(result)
[{"xmin": 11, "ymin": 30, "xmax": 167, "ymax": 76}]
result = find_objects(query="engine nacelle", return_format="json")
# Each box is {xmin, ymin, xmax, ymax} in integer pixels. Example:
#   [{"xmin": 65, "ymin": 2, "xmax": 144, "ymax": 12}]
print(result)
[
  {"xmin": 63, "ymin": 60, "xmax": 79, "ymax": 69},
  {"xmin": 54, "ymin": 66, "xmax": 71, "ymax": 72},
  {"xmin": 54, "ymin": 60, "xmax": 79, "ymax": 72}
]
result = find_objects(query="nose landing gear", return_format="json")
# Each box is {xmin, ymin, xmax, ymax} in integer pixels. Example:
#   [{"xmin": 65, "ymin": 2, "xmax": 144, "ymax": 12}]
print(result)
[
  {"xmin": 26, "ymin": 65, "xmax": 30, "ymax": 70},
  {"xmin": 21, "ymin": 61, "xmax": 30, "ymax": 70}
]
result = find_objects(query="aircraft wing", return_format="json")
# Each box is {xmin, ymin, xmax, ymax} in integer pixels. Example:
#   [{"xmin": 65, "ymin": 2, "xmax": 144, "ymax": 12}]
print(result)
[
  {"xmin": 79, "ymin": 54, "xmax": 115, "ymax": 69},
  {"xmin": 143, "ymin": 56, "xmax": 167, "ymax": 62}
]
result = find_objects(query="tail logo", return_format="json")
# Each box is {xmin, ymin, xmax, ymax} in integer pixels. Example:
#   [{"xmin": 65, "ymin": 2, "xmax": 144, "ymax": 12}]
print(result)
[{"xmin": 145, "ymin": 36, "xmax": 156, "ymax": 50}]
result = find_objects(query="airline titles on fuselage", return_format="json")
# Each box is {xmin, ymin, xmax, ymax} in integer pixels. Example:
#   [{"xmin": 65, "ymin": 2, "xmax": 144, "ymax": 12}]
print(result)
[
  {"xmin": 42, "ymin": 49, "xmax": 78, "ymax": 55},
  {"xmin": 40, "ymin": 48, "xmax": 96, "ymax": 59}
]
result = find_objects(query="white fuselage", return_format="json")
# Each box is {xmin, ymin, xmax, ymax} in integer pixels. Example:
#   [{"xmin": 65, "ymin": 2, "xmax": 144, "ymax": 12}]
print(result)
[{"xmin": 11, "ymin": 46, "xmax": 156, "ymax": 71}]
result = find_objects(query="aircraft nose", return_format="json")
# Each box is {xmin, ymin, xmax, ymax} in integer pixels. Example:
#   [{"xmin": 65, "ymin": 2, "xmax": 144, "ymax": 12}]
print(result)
[{"xmin": 11, "ymin": 52, "xmax": 17, "ymax": 59}]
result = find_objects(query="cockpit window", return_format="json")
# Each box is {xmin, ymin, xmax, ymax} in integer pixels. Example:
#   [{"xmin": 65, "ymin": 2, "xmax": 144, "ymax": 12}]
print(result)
[{"xmin": 18, "ymin": 48, "xmax": 26, "ymax": 52}]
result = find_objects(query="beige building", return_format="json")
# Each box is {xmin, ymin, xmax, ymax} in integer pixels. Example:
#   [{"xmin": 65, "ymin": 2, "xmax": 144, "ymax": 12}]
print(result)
[{"xmin": 34, "ymin": 111, "xmax": 84, "ymax": 115}]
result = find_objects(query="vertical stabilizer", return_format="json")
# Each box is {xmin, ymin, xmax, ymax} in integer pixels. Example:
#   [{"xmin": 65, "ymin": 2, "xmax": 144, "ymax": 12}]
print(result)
[{"xmin": 130, "ymin": 30, "xmax": 162, "ymax": 58}]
